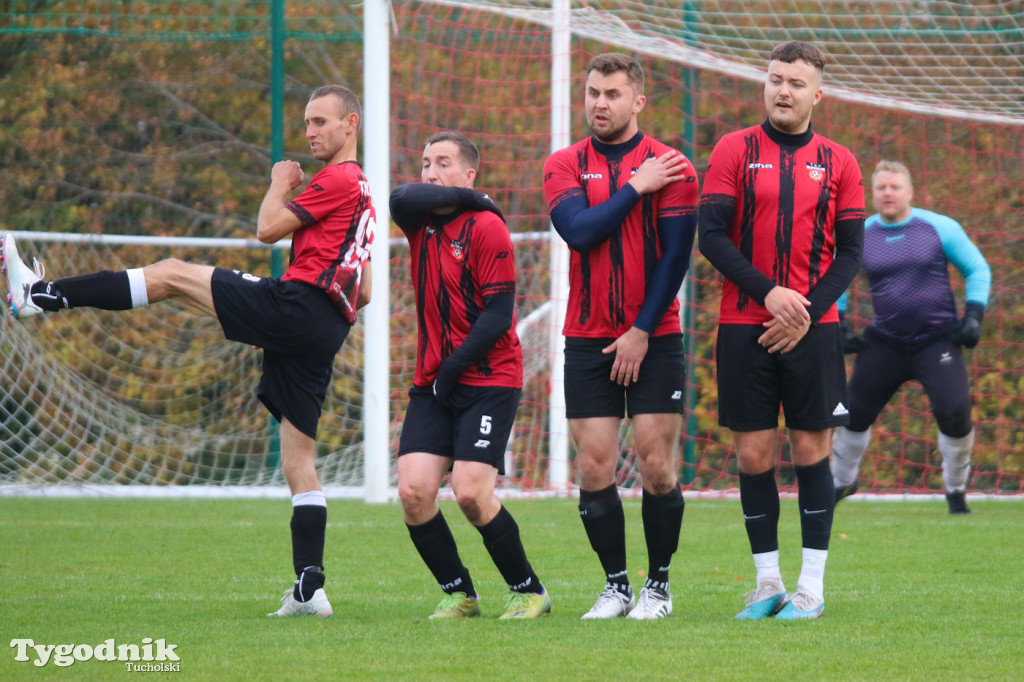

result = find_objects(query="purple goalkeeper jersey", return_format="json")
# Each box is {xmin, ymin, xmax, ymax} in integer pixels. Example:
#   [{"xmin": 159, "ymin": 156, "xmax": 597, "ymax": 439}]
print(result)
[{"xmin": 850, "ymin": 208, "xmax": 990, "ymax": 345}]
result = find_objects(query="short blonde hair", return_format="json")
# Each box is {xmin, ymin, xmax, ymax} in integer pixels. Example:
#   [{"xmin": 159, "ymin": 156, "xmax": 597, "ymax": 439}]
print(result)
[{"xmin": 873, "ymin": 160, "xmax": 912, "ymax": 187}]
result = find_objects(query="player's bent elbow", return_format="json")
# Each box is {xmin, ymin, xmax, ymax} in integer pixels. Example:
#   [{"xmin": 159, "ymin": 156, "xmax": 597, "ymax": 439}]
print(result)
[{"xmin": 256, "ymin": 224, "xmax": 282, "ymax": 244}]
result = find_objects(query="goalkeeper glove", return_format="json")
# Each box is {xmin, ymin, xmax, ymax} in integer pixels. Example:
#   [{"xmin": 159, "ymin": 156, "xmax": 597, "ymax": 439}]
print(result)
[{"xmin": 949, "ymin": 302, "xmax": 984, "ymax": 349}]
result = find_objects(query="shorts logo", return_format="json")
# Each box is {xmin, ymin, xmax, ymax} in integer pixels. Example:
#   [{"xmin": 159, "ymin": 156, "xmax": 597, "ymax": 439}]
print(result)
[
  {"xmin": 231, "ymin": 270, "xmax": 261, "ymax": 283},
  {"xmin": 940, "ymin": 351, "xmax": 953, "ymax": 364},
  {"xmin": 671, "ymin": 390, "xmax": 682, "ymax": 400},
  {"xmin": 474, "ymin": 439, "xmax": 490, "ymax": 449},
  {"xmin": 832, "ymin": 402, "xmax": 849, "ymax": 417}
]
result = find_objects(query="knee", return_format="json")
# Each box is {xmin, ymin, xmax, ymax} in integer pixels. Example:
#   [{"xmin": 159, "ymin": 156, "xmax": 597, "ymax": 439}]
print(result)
[
  {"xmin": 454, "ymin": 488, "xmax": 487, "ymax": 524},
  {"xmin": 577, "ymin": 450, "xmax": 617, "ymax": 485},
  {"xmin": 143, "ymin": 259, "xmax": 187, "ymax": 297},
  {"xmin": 637, "ymin": 453, "xmax": 677, "ymax": 493},
  {"xmin": 151, "ymin": 258, "xmax": 187, "ymax": 275},
  {"xmin": 398, "ymin": 479, "xmax": 437, "ymax": 518},
  {"xmin": 933, "ymin": 404, "xmax": 973, "ymax": 439}
]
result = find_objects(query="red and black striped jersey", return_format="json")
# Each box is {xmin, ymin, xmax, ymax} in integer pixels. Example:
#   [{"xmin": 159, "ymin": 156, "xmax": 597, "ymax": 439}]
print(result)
[
  {"xmin": 284, "ymin": 161, "xmax": 375, "ymax": 324},
  {"xmin": 543, "ymin": 134, "xmax": 698, "ymax": 338},
  {"xmin": 405, "ymin": 209, "xmax": 523, "ymax": 388},
  {"xmin": 700, "ymin": 123, "xmax": 864, "ymax": 325}
]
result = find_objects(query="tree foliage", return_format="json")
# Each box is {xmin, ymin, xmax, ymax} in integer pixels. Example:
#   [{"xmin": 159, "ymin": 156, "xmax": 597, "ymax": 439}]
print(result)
[{"xmin": 1, "ymin": 1, "xmax": 1021, "ymax": 491}]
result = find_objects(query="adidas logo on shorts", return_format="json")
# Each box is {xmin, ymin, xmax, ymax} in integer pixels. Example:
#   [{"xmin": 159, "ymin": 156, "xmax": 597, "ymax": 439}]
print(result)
[{"xmin": 832, "ymin": 402, "xmax": 849, "ymax": 417}]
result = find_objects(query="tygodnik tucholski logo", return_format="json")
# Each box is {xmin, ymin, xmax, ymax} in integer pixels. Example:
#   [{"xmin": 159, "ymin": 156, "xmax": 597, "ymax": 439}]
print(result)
[{"xmin": 10, "ymin": 637, "xmax": 181, "ymax": 671}]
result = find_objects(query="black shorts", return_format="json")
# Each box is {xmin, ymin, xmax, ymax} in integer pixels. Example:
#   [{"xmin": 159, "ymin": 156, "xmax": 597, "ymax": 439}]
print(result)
[
  {"xmin": 397, "ymin": 384, "xmax": 522, "ymax": 475},
  {"xmin": 715, "ymin": 323, "xmax": 847, "ymax": 432},
  {"xmin": 846, "ymin": 327, "xmax": 973, "ymax": 436},
  {"xmin": 211, "ymin": 268, "xmax": 350, "ymax": 439},
  {"xmin": 564, "ymin": 334, "xmax": 686, "ymax": 419}
]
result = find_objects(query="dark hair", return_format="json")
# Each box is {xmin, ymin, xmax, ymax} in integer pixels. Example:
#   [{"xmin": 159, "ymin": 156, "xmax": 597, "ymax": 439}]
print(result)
[
  {"xmin": 424, "ymin": 130, "xmax": 481, "ymax": 172},
  {"xmin": 308, "ymin": 85, "xmax": 362, "ymax": 127},
  {"xmin": 586, "ymin": 52, "xmax": 645, "ymax": 95},
  {"xmin": 769, "ymin": 41, "xmax": 827, "ymax": 72}
]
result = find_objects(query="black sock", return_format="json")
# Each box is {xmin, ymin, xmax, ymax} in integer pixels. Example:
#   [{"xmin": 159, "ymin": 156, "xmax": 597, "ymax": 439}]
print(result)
[
  {"xmin": 641, "ymin": 486, "xmax": 684, "ymax": 591},
  {"xmin": 28, "ymin": 281, "xmax": 67, "ymax": 312},
  {"xmin": 290, "ymin": 504, "xmax": 326, "ymax": 576},
  {"xmin": 579, "ymin": 484, "xmax": 630, "ymax": 595},
  {"xmin": 477, "ymin": 506, "xmax": 543, "ymax": 594},
  {"xmin": 293, "ymin": 566, "xmax": 325, "ymax": 602},
  {"xmin": 795, "ymin": 458, "xmax": 835, "ymax": 550},
  {"xmin": 739, "ymin": 468, "xmax": 780, "ymax": 554},
  {"xmin": 34, "ymin": 271, "xmax": 134, "ymax": 310},
  {"xmin": 407, "ymin": 510, "xmax": 476, "ymax": 597},
  {"xmin": 290, "ymin": 504, "xmax": 327, "ymax": 602}
]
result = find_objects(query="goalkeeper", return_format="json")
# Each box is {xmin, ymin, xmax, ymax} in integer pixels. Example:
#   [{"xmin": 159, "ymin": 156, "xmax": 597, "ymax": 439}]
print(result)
[
  {"xmin": 833, "ymin": 160, "xmax": 991, "ymax": 514},
  {"xmin": 389, "ymin": 131, "xmax": 550, "ymax": 620},
  {"xmin": 3, "ymin": 85, "xmax": 374, "ymax": 617}
]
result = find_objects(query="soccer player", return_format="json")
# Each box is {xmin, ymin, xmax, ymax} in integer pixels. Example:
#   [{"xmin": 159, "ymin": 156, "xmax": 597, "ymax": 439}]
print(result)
[
  {"xmin": 389, "ymin": 131, "xmax": 550, "ymax": 620},
  {"xmin": 542, "ymin": 53, "xmax": 698, "ymax": 620},
  {"xmin": 698, "ymin": 41, "xmax": 865, "ymax": 620},
  {"xmin": 833, "ymin": 160, "xmax": 990, "ymax": 514},
  {"xmin": 2, "ymin": 85, "xmax": 375, "ymax": 618}
]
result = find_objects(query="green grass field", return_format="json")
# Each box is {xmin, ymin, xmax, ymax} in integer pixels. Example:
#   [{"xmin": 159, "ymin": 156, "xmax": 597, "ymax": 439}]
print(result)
[{"xmin": 1, "ymin": 496, "xmax": 1021, "ymax": 681}]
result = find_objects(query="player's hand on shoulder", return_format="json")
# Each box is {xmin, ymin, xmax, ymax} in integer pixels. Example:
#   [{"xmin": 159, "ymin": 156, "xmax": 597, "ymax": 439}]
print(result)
[
  {"xmin": 758, "ymin": 317, "xmax": 810, "ymax": 354},
  {"xmin": 764, "ymin": 286, "xmax": 811, "ymax": 329},
  {"xmin": 271, "ymin": 160, "xmax": 304, "ymax": 189},
  {"xmin": 628, "ymin": 151, "xmax": 689, "ymax": 195}
]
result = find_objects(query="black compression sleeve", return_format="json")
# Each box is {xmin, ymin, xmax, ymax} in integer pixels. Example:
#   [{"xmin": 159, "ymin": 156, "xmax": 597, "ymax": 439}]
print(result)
[
  {"xmin": 697, "ymin": 200, "xmax": 776, "ymax": 305},
  {"xmin": 805, "ymin": 217, "xmax": 864, "ymax": 323},
  {"xmin": 633, "ymin": 214, "xmax": 697, "ymax": 333},
  {"xmin": 549, "ymin": 185, "xmax": 642, "ymax": 252},
  {"xmin": 389, "ymin": 183, "xmax": 503, "ymax": 231},
  {"xmin": 436, "ymin": 291, "xmax": 515, "ymax": 384}
]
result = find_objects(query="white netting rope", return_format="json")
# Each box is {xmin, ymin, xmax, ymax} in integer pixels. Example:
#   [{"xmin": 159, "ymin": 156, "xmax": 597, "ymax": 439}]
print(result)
[
  {"xmin": 0, "ymin": 237, "xmax": 366, "ymax": 488},
  {"xmin": 423, "ymin": 0, "xmax": 1024, "ymax": 127}
]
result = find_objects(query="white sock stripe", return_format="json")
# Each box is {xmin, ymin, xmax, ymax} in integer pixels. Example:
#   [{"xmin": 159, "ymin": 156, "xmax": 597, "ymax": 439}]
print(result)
[
  {"xmin": 126, "ymin": 268, "xmax": 149, "ymax": 308},
  {"xmin": 292, "ymin": 490, "xmax": 327, "ymax": 507}
]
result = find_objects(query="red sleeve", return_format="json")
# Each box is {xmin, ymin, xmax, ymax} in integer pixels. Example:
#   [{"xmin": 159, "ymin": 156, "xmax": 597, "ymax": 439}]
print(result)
[
  {"xmin": 700, "ymin": 134, "xmax": 741, "ymax": 203},
  {"xmin": 542, "ymin": 147, "xmax": 586, "ymax": 213},
  {"xmin": 835, "ymin": 149, "xmax": 867, "ymax": 222},
  {"xmin": 471, "ymin": 213, "xmax": 516, "ymax": 298},
  {"xmin": 657, "ymin": 151, "xmax": 699, "ymax": 218},
  {"xmin": 287, "ymin": 165, "xmax": 355, "ymax": 226}
]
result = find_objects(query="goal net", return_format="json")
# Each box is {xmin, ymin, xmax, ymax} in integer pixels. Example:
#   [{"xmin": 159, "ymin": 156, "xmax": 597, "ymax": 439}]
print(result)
[{"xmin": 1, "ymin": 1, "xmax": 1022, "ymax": 496}]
